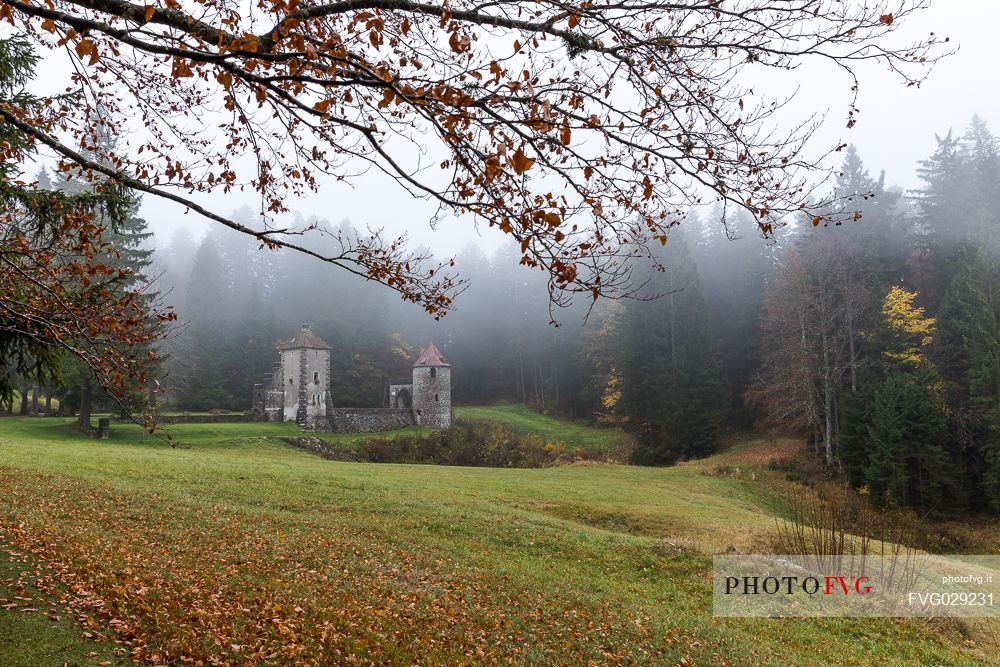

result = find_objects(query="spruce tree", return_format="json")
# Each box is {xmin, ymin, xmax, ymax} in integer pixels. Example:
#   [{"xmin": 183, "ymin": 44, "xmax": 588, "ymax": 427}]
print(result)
[
  {"xmin": 840, "ymin": 287, "xmax": 956, "ymax": 512},
  {"xmin": 179, "ymin": 235, "xmax": 237, "ymax": 410},
  {"xmin": 0, "ymin": 39, "xmax": 66, "ymax": 398},
  {"xmin": 0, "ymin": 38, "xmax": 149, "ymax": 410},
  {"xmin": 843, "ymin": 365, "xmax": 952, "ymax": 510},
  {"xmin": 618, "ymin": 229, "xmax": 723, "ymax": 464},
  {"xmin": 936, "ymin": 246, "xmax": 1000, "ymax": 511},
  {"xmin": 51, "ymin": 148, "xmax": 162, "ymax": 418}
]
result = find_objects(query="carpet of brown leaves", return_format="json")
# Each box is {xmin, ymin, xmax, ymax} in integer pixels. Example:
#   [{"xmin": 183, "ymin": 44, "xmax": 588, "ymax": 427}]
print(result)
[{"xmin": 0, "ymin": 468, "xmax": 677, "ymax": 665}]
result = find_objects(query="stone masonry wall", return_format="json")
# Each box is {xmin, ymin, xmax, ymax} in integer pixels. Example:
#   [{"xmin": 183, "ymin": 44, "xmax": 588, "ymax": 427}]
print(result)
[
  {"xmin": 324, "ymin": 408, "xmax": 414, "ymax": 433},
  {"xmin": 281, "ymin": 349, "xmax": 299, "ymax": 421},
  {"xmin": 296, "ymin": 347, "xmax": 308, "ymax": 426}
]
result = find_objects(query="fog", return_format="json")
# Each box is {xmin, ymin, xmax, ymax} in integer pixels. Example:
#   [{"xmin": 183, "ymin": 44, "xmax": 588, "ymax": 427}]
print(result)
[
  {"xmin": 138, "ymin": 1, "xmax": 1000, "ymax": 256},
  {"xmin": 9, "ymin": 0, "xmax": 1000, "ymax": 514},
  {"xmin": 115, "ymin": 1, "xmax": 999, "ymax": 425},
  {"xmin": 15, "ymin": 1, "xmax": 999, "ymax": 260}
]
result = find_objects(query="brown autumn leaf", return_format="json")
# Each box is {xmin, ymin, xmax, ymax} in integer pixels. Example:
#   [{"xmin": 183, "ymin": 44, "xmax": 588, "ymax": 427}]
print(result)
[
  {"xmin": 560, "ymin": 124, "xmax": 571, "ymax": 146},
  {"xmin": 378, "ymin": 88, "xmax": 395, "ymax": 109},
  {"xmin": 170, "ymin": 58, "xmax": 193, "ymax": 78},
  {"xmin": 448, "ymin": 31, "xmax": 471, "ymax": 54},
  {"xmin": 642, "ymin": 175, "xmax": 654, "ymax": 200},
  {"xmin": 74, "ymin": 39, "xmax": 99, "ymax": 66},
  {"xmin": 879, "ymin": 14, "xmax": 893, "ymax": 25},
  {"xmin": 510, "ymin": 146, "xmax": 535, "ymax": 175}
]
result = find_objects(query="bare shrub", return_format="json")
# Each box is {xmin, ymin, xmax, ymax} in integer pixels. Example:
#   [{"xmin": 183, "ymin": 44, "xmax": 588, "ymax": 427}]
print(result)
[{"xmin": 774, "ymin": 482, "xmax": 925, "ymax": 593}]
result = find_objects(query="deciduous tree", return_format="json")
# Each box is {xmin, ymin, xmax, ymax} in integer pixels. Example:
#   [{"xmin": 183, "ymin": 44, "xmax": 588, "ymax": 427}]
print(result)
[
  {"xmin": 0, "ymin": 36, "xmax": 171, "ymax": 422},
  {"xmin": 3, "ymin": 0, "xmax": 946, "ymax": 314}
]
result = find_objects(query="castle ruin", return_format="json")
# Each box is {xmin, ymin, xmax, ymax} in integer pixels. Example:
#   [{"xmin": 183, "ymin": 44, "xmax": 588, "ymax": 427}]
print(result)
[{"xmin": 252, "ymin": 324, "xmax": 452, "ymax": 432}]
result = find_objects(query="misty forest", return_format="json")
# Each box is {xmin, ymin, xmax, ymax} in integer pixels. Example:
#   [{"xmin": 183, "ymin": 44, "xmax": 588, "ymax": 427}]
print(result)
[
  {"xmin": 3, "ymin": 1, "xmax": 1000, "ymax": 665},
  {"xmin": 13, "ymin": 124, "xmax": 998, "ymax": 516}
]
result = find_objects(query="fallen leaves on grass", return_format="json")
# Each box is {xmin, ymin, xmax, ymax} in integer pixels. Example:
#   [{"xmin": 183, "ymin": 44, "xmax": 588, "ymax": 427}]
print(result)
[{"xmin": 0, "ymin": 468, "xmax": 670, "ymax": 665}]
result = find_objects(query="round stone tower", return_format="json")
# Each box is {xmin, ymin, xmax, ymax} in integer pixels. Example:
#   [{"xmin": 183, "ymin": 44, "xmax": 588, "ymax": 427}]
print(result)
[{"xmin": 411, "ymin": 342, "xmax": 451, "ymax": 428}]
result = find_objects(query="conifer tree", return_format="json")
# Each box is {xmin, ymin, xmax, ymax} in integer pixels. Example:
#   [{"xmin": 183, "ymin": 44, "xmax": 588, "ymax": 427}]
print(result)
[
  {"xmin": 618, "ymin": 230, "xmax": 723, "ymax": 464},
  {"xmin": 179, "ymin": 236, "xmax": 237, "ymax": 410},
  {"xmin": 51, "ymin": 135, "xmax": 163, "ymax": 420},
  {"xmin": 841, "ymin": 287, "xmax": 955, "ymax": 511},
  {"xmin": 936, "ymin": 247, "xmax": 1000, "ymax": 511},
  {"xmin": 1, "ymin": 38, "xmax": 167, "ymax": 421}
]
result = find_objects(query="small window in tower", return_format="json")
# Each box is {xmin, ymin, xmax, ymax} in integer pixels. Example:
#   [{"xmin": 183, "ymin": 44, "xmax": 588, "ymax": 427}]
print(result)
[
  {"xmin": 289, "ymin": 378, "xmax": 293, "ymax": 385},
  {"xmin": 430, "ymin": 367, "xmax": 437, "ymax": 378},
  {"xmin": 435, "ymin": 394, "xmax": 439, "ymax": 402},
  {"xmin": 313, "ymin": 371, "xmax": 319, "ymax": 384}
]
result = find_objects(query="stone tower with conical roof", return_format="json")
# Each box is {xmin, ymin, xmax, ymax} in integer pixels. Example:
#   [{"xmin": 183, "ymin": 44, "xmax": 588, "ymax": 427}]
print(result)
[
  {"xmin": 411, "ymin": 342, "xmax": 452, "ymax": 428},
  {"xmin": 255, "ymin": 330, "xmax": 454, "ymax": 432}
]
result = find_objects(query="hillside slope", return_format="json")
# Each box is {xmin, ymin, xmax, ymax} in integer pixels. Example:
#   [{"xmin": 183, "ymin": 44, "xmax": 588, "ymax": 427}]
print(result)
[{"xmin": 0, "ymin": 416, "xmax": 994, "ymax": 665}]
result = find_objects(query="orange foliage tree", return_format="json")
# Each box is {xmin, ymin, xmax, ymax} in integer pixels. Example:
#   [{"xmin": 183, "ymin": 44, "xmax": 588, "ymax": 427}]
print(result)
[
  {"xmin": 2, "ymin": 1, "xmax": 949, "ymax": 411},
  {"xmin": 3, "ymin": 1, "xmax": 949, "ymax": 308}
]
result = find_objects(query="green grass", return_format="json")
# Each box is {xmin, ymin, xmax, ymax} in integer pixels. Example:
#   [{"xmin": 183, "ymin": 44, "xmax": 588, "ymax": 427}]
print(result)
[
  {"xmin": 454, "ymin": 404, "xmax": 627, "ymax": 452},
  {"xmin": 0, "ymin": 414, "xmax": 996, "ymax": 665},
  {"xmin": 0, "ymin": 551, "xmax": 127, "ymax": 667}
]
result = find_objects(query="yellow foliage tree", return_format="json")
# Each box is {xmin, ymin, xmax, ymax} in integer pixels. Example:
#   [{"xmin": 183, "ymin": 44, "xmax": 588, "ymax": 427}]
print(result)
[
  {"xmin": 596, "ymin": 368, "xmax": 627, "ymax": 425},
  {"xmin": 880, "ymin": 286, "xmax": 936, "ymax": 366}
]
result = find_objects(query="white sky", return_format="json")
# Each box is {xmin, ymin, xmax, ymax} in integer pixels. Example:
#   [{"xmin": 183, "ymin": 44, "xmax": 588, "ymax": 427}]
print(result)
[
  {"xmin": 808, "ymin": 1, "xmax": 1000, "ymax": 188},
  {"xmin": 24, "ymin": 1, "xmax": 1000, "ymax": 255}
]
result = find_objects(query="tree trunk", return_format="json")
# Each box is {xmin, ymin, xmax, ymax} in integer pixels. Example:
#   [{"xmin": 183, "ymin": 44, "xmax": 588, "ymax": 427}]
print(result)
[
  {"xmin": 19, "ymin": 384, "xmax": 28, "ymax": 415},
  {"xmin": 846, "ymin": 295, "xmax": 858, "ymax": 392},
  {"xmin": 821, "ymin": 332, "xmax": 834, "ymax": 467},
  {"xmin": 668, "ymin": 291, "xmax": 677, "ymax": 369},
  {"xmin": 77, "ymin": 377, "xmax": 93, "ymax": 428},
  {"xmin": 44, "ymin": 384, "xmax": 52, "ymax": 417},
  {"xmin": 30, "ymin": 383, "xmax": 39, "ymax": 416}
]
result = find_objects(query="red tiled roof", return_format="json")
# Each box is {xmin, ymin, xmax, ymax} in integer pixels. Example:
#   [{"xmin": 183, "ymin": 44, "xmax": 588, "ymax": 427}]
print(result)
[
  {"xmin": 413, "ymin": 342, "xmax": 450, "ymax": 367},
  {"xmin": 275, "ymin": 324, "xmax": 332, "ymax": 350}
]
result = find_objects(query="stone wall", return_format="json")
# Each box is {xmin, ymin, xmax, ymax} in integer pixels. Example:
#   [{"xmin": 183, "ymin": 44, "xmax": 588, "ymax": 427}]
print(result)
[
  {"xmin": 324, "ymin": 408, "xmax": 414, "ymax": 433},
  {"xmin": 388, "ymin": 383, "xmax": 413, "ymax": 409},
  {"xmin": 281, "ymin": 348, "xmax": 299, "ymax": 420}
]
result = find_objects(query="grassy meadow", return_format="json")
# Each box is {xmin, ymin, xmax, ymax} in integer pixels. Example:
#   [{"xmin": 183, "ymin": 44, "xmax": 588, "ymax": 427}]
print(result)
[
  {"xmin": 0, "ymin": 411, "xmax": 997, "ymax": 665},
  {"xmin": 454, "ymin": 405, "xmax": 629, "ymax": 453}
]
